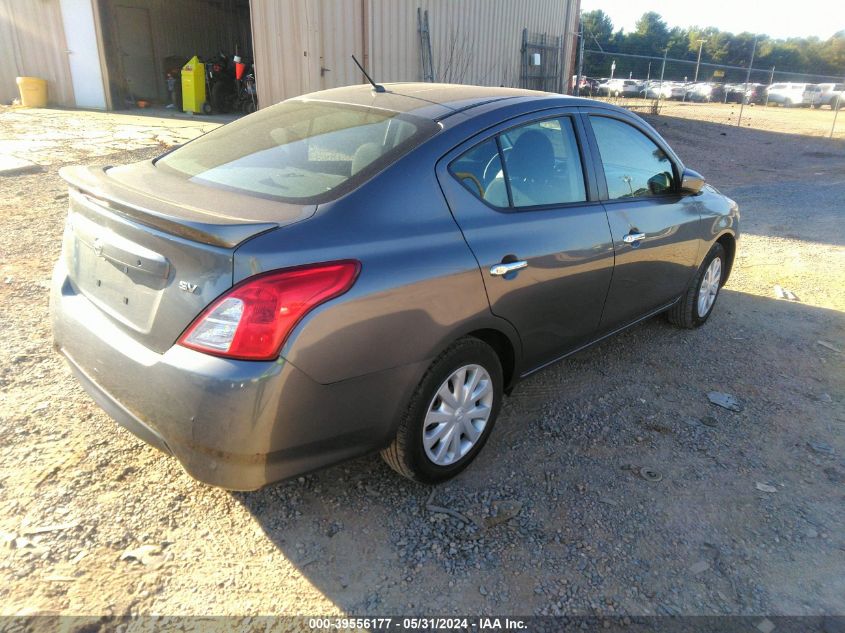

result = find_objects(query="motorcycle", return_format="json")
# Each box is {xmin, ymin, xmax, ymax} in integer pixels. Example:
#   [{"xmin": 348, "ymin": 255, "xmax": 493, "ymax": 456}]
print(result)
[
  {"xmin": 234, "ymin": 58, "xmax": 258, "ymax": 114},
  {"xmin": 204, "ymin": 52, "xmax": 237, "ymax": 114}
]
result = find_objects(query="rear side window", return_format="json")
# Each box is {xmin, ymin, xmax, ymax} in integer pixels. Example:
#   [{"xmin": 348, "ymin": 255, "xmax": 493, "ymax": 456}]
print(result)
[
  {"xmin": 450, "ymin": 139, "xmax": 505, "ymax": 206},
  {"xmin": 589, "ymin": 116, "xmax": 675, "ymax": 200},
  {"xmin": 156, "ymin": 101, "xmax": 437, "ymax": 203},
  {"xmin": 449, "ymin": 116, "xmax": 587, "ymax": 209}
]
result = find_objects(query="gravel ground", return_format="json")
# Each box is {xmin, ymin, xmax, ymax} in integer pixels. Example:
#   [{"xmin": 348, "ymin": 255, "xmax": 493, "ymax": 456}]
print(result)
[{"xmin": 0, "ymin": 106, "xmax": 843, "ymax": 618}]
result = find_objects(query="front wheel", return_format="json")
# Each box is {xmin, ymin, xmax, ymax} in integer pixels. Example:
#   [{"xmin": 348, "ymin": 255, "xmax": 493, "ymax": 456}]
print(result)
[
  {"xmin": 381, "ymin": 338, "xmax": 503, "ymax": 483},
  {"xmin": 667, "ymin": 242, "xmax": 726, "ymax": 329}
]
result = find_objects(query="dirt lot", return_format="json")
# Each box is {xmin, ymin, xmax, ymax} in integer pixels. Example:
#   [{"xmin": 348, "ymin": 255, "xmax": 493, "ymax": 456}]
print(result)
[
  {"xmin": 604, "ymin": 98, "xmax": 845, "ymax": 141},
  {"xmin": 0, "ymin": 105, "xmax": 843, "ymax": 620}
]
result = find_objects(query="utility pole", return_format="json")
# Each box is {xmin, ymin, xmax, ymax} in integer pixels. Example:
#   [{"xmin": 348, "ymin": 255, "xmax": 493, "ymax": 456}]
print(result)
[
  {"xmin": 575, "ymin": 20, "xmax": 585, "ymax": 96},
  {"xmin": 656, "ymin": 48, "xmax": 667, "ymax": 110},
  {"xmin": 737, "ymin": 37, "xmax": 758, "ymax": 128},
  {"xmin": 764, "ymin": 66, "xmax": 775, "ymax": 106},
  {"xmin": 693, "ymin": 39, "xmax": 707, "ymax": 83},
  {"xmin": 610, "ymin": 60, "xmax": 616, "ymax": 81},
  {"xmin": 831, "ymin": 72, "xmax": 844, "ymax": 139}
]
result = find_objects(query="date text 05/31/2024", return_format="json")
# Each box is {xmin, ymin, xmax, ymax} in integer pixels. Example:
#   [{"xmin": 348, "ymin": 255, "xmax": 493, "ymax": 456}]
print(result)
[{"xmin": 307, "ymin": 618, "xmax": 528, "ymax": 630}]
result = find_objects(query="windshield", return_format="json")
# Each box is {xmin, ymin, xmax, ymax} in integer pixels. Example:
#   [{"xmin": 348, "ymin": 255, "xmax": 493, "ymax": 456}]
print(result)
[{"xmin": 156, "ymin": 101, "xmax": 438, "ymax": 203}]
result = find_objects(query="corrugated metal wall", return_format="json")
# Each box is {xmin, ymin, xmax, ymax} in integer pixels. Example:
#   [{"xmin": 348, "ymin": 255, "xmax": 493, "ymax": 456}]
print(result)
[
  {"xmin": 249, "ymin": 0, "xmax": 365, "ymax": 102},
  {"xmin": 368, "ymin": 0, "xmax": 572, "ymax": 87},
  {"xmin": 251, "ymin": 0, "xmax": 576, "ymax": 107},
  {"xmin": 2, "ymin": 0, "xmax": 576, "ymax": 110},
  {"xmin": 0, "ymin": 0, "xmax": 75, "ymax": 106},
  {"xmin": 317, "ymin": 0, "xmax": 365, "ymax": 89}
]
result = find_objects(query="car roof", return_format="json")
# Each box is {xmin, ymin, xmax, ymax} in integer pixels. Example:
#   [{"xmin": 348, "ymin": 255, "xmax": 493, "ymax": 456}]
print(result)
[{"xmin": 296, "ymin": 82, "xmax": 575, "ymax": 121}]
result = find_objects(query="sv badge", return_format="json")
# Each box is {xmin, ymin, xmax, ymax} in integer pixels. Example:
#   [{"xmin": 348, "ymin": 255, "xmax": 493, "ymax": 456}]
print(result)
[{"xmin": 178, "ymin": 280, "xmax": 199, "ymax": 294}]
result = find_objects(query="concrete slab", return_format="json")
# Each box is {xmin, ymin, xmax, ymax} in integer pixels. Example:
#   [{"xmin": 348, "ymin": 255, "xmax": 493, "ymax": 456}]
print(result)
[{"xmin": 0, "ymin": 155, "xmax": 43, "ymax": 177}]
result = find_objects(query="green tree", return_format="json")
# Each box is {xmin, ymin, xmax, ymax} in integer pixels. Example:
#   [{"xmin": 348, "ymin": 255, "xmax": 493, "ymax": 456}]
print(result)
[
  {"xmin": 580, "ymin": 12, "xmax": 844, "ymax": 83},
  {"xmin": 633, "ymin": 11, "xmax": 670, "ymax": 51},
  {"xmin": 581, "ymin": 10, "xmax": 614, "ymax": 50}
]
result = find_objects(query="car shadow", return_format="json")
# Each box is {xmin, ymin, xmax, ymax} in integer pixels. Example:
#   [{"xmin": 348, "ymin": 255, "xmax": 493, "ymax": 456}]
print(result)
[{"xmin": 231, "ymin": 288, "xmax": 845, "ymax": 615}]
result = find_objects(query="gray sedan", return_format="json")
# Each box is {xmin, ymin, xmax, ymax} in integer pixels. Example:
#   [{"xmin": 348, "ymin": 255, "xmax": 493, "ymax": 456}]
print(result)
[{"xmin": 51, "ymin": 84, "xmax": 739, "ymax": 489}]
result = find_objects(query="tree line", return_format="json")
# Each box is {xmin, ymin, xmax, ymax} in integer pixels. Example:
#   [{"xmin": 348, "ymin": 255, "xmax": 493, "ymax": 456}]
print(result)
[{"xmin": 580, "ymin": 10, "xmax": 845, "ymax": 83}]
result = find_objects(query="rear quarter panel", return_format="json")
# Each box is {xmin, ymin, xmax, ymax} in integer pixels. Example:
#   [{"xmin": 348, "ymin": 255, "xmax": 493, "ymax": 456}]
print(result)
[{"xmin": 233, "ymin": 135, "xmax": 520, "ymax": 385}]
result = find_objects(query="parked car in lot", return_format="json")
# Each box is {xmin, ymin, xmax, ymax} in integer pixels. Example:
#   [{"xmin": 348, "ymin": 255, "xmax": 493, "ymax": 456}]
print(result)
[
  {"xmin": 766, "ymin": 82, "xmax": 809, "ymax": 106},
  {"xmin": 724, "ymin": 84, "xmax": 745, "ymax": 103},
  {"xmin": 812, "ymin": 83, "xmax": 844, "ymax": 109},
  {"xmin": 597, "ymin": 79, "xmax": 641, "ymax": 97},
  {"xmin": 51, "ymin": 84, "xmax": 739, "ymax": 490},
  {"xmin": 668, "ymin": 82, "xmax": 690, "ymax": 100},
  {"xmin": 640, "ymin": 80, "xmax": 673, "ymax": 99},
  {"xmin": 724, "ymin": 83, "xmax": 766, "ymax": 105},
  {"xmin": 802, "ymin": 84, "xmax": 822, "ymax": 107},
  {"xmin": 572, "ymin": 76, "xmax": 601, "ymax": 95},
  {"xmin": 684, "ymin": 82, "xmax": 714, "ymax": 102}
]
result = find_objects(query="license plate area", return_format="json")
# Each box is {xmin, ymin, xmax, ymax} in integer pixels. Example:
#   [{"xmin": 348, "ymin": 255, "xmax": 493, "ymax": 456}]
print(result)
[{"xmin": 67, "ymin": 213, "xmax": 171, "ymax": 333}]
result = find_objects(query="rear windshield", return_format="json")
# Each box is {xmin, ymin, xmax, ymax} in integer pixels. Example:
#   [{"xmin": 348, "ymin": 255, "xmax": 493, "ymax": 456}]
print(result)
[{"xmin": 156, "ymin": 101, "xmax": 438, "ymax": 203}]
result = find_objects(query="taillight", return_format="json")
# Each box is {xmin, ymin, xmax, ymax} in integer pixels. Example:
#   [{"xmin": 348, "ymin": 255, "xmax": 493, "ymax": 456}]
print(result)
[{"xmin": 178, "ymin": 261, "xmax": 360, "ymax": 361}]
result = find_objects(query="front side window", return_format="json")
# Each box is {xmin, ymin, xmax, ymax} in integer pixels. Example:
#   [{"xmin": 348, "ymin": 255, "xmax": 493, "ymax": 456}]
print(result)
[
  {"xmin": 499, "ymin": 117, "xmax": 587, "ymax": 207},
  {"xmin": 156, "ymin": 101, "xmax": 437, "ymax": 203},
  {"xmin": 589, "ymin": 116, "xmax": 676, "ymax": 200}
]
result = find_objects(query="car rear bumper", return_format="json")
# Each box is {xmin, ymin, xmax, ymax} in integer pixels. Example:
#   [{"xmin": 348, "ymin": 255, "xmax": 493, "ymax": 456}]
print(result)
[{"xmin": 51, "ymin": 262, "xmax": 423, "ymax": 490}]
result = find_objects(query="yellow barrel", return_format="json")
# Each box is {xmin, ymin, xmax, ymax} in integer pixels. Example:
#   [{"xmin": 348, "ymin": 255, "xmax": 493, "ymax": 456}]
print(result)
[
  {"xmin": 16, "ymin": 77, "xmax": 48, "ymax": 108},
  {"xmin": 181, "ymin": 56, "xmax": 206, "ymax": 114}
]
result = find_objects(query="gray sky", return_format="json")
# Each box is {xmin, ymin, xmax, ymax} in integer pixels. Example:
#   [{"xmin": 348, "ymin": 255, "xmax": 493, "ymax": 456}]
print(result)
[{"xmin": 579, "ymin": 0, "xmax": 844, "ymax": 40}]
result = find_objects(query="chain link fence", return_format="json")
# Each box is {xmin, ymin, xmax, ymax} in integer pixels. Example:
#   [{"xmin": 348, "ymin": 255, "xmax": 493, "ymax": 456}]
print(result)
[{"xmin": 573, "ymin": 48, "xmax": 845, "ymax": 140}]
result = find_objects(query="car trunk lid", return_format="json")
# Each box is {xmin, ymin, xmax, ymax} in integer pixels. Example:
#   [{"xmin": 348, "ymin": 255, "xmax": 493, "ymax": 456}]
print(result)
[{"xmin": 59, "ymin": 163, "xmax": 316, "ymax": 353}]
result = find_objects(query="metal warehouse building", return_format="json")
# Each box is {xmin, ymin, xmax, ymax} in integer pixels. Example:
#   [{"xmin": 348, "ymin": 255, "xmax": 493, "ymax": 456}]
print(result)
[{"xmin": 0, "ymin": 0, "xmax": 578, "ymax": 111}]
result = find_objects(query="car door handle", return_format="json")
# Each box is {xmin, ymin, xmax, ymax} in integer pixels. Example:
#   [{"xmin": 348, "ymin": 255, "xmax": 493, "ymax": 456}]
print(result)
[
  {"xmin": 623, "ymin": 232, "xmax": 646, "ymax": 244},
  {"xmin": 490, "ymin": 260, "xmax": 528, "ymax": 276}
]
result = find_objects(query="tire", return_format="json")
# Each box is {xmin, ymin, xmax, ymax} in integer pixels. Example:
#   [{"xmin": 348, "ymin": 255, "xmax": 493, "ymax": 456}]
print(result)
[
  {"xmin": 381, "ymin": 337, "xmax": 503, "ymax": 483},
  {"xmin": 667, "ymin": 242, "xmax": 726, "ymax": 329},
  {"xmin": 201, "ymin": 101, "xmax": 213, "ymax": 115}
]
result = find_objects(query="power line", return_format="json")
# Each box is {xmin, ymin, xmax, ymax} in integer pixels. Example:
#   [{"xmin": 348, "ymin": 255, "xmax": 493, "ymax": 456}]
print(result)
[{"xmin": 583, "ymin": 48, "xmax": 843, "ymax": 81}]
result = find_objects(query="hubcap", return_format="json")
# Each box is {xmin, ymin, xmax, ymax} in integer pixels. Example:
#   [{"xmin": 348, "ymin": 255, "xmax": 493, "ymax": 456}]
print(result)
[
  {"xmin": 697, "ymin": 256, "xmax": 722, "ymax": 317},
  {"xmin": 423, "ymin": 364, "xmax": 494, "ymax": 467}
]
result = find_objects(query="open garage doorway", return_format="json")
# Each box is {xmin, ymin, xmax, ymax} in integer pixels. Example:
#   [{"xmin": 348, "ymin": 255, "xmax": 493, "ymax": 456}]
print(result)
[{"xmin": 95, "ymin": 0, "xmax": 253, "ymax": 115}]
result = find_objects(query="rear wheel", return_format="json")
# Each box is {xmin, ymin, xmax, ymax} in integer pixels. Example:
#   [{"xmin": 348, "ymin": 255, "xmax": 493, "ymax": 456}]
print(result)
[
  {"xmin": 381, "ymin": 338, "xmax": 503, "ymax": 483},
  {"xmin": 667, "ymin": 242, "xmax": 726, "ymax": 329}
]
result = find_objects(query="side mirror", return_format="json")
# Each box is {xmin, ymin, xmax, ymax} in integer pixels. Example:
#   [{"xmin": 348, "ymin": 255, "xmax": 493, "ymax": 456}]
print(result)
[{"xmin": 681, "ymin": 167, "xmax": 705, "ymax": 195}]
